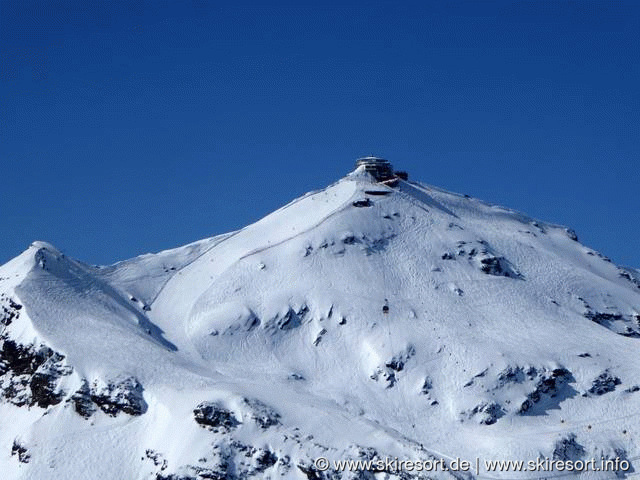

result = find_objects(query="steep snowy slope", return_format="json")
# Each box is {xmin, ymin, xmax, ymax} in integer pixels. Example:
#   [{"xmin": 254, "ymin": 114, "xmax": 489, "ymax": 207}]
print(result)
[{"xmin": 1, "ymin": 164, "xmax": 639, "ymax": 480}]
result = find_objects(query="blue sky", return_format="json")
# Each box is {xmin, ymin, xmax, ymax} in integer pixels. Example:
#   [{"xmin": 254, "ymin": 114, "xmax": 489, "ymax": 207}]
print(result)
[{"xmin": 1, "ymin": 1, "xmax": 639, "ymax": 268}]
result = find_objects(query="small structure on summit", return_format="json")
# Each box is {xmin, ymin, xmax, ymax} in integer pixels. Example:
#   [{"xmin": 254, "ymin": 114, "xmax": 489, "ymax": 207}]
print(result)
[{"xmin": 355, "ymin": 156, "xmax": 395, "ymax": 181}]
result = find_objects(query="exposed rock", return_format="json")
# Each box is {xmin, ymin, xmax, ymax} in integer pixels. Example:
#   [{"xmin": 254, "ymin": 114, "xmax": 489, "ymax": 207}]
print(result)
[
  {"xmin": 519, "ymin": 368, "xmax": 575, "ymax": 414},
  {"xmin": 585, "ymin": 311, "xmax": 624, "ymax": 324},
  {"xmin": 467, "ymin": 401, "xmax": 504, "ymax": 425},
  {"xmin": 553, "ymin": 433, "xmax": 585, "ymax": 461},
  {"xmin": 420, "ymin": 376, "xmax": 433, "ymax": 395},
  {"xmin": 0, "ymin": 336, "xmax": 72, "ymax": 408},
  {"xmin": 297, "ymin": 464, "xmax": 330, "ymax": 480},
  {"xmin": 156, "ymin": 474, "xmax": 197, "ymax": 480},
  {"xmin": 565, "ymin": 228, "xmax": 579, "ymax": 241},
  {"xmin": 230, "ymin": 441, "xmax": 279, "ymax": 476},
  {"xmin": 193, "ymin": 401, "xmax": 239, "ymax": 432},
  {"xmin": 70, "ymin": 380, "xmax": 97, "ymax": 418},
  {"xmin": 352, "ymin": 199, "xmax": 372, "ymax": 208},
  {"xmin": 313, "ymin": 328, "xmax": 327, "ymax": 346},
  {"xmin": 463, "ymin": 368, "xmax": 488, "ymax": 388},
  {"xmin": 145, "ymin": 449, "xmax": 168, "ymax": 471},
  {"xmin": 385, "ymin": 345, "xmax": 415, "ymax": 372},
  {"xmin": 266, "ymin": 305, "xmax": 309, "ymax": 331},
  {"xmin": 342, "ymin": 235, "xmax": 360, "ymax": 245},
  {"xmin": 496, "ymin": 365, "xmax": 534, "ymax": 387},
  {"xmin": 618, "ymin": 269, "xmax": 640, "ymax": 289},
  {"xmin": 442, "ymin": 240, "xmax": 520, "ymax": 278},
  {"xmin": 370, "ymin": 345, "xmax": 415, "ymax": 389},
  {"xmin": 580, "ymin": 296, "xmax": 640, "ymax": 337},
  {"xmin": 242, "ymin": 398, "xmax": 281, "ymax": 429},
  {"xmin": 71, "ymin": 376, "xmax": 147, "ymax": 418},
  {"xmin": 587, "ymin": 370, "xmax": 621, "ymax": 396},
  {"xmin": 601, "ymin": 448, "xmax": 635, "ymax": 477},
  {"xmin": 152, "ymin": 439, "xmax": 282, "ymax": 480},
  {"xmin": 370, "ymin": 367, "xmax": 396, "ymax": 389},
  {"xmin": 11, "ymin": 439, "xmax": 30, "ymax": 463},
  {"xmin": 0, "ymin": 294, "xmax": 22, "ymax": 326},
  {"xmin": 362, "ymin": 234, "xmax": 395, "ymax": 255}
]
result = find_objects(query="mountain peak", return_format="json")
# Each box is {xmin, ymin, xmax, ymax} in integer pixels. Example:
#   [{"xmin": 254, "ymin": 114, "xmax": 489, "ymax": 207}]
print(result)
[{"xmin": 1, "ymin": 168, "xmax": 639, "ymax": 479}]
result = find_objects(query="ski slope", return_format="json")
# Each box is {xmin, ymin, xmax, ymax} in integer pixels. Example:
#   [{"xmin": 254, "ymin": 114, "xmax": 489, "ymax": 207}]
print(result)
[{"xmin": 1, "ymin": 165, "xmax": 639, "ymax": 479}]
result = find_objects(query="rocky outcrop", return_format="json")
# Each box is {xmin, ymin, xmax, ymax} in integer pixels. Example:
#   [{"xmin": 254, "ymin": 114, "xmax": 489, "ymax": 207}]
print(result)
[
  {"xmin": 442, "ymin": 240, "xmax": 520, "ymax": 278},
  {"xmin": 0, "ymin": 294, "xmax": 22, "ymax": 326},
  {"xmin": 518, "ymin": 367, "xmax": 575, "ymax": 414},
  {"xmin": 587, "ymin": 370, "xmax": 621, "ymax": 396},
  {"xmin": 150, "ymin": 439, "xmax": 282, "ymax": 480},
  {"xmin": 0, "ymin": 336, "xmax": 72, "ymax": 408},
  {"xmin": 11, "ymin": 439, "xmax": 30, "ymax": 464},
  {"xmin": 370, "ymin": 345, "xmax": 415, "ymax": 389},
  {"xmin": 71, "ymin": 376, "xmax": 147, "ymax": 418},
  {"xmin": 461, "ymin": 365, "xmax": 577, "ymax": 423},
  {"xmin": 465, "ymin": 401, "xmax": 504, "ymax": 425},
  {"xmin": 579, "ymin": 297, "xmax": 640, "ymax": 337},
  {"xmin": 264, "ymin": 305, "xmax": 310, "ymax": 331},
  {"xmin": 194, "ymin": 402, "xmax": 239, "ymax": 432},
  {"xmin": 553, "ymin": 433, "xmax": 585, "ymax": 461},
  {"xmin": 242, "ymin": 398, "xmax": 281, "ymax": 429}
]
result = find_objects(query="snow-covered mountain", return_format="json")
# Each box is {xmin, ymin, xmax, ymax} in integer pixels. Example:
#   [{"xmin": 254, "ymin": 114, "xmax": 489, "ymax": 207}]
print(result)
[{"xmin": 1, "ymin": 162, "xmax": 639, "ymax": 480}]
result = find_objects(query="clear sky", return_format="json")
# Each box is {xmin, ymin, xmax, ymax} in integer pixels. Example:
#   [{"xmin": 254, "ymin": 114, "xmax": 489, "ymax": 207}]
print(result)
[{"xmin": 1, "ymin": 1, "xmax": 639, "ymax": 268}]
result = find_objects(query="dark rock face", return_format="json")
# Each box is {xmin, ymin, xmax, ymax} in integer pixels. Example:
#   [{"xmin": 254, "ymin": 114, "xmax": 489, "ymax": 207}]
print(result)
[
  {"xmin": 145, "ymin": 449, "xmax": 168, "ymax": 472},
  {"xmin": 519, "ymin": 368, "xmax": 575, "ymax": 415},
  {"xmin": 70, "ymin": 380, "xmax": 97, "ymax": 418},
  {"xmin": 478, "ymin": 255, "xmax": 511, "ymax": 276},
  {"xmin": 297, "ymin": 464, "xmax": 330, "ymax": 479},
  {"xmin": 585, "ymin": 311, "xmax": 624, "ymax": 324},
  {"xmin": 442, "ymin": 240, "xmax": 520, "ymax": 278},
  {"xmin": 305, "ymin": 233, "xmax": 394, "ymax": 258},
  {"xmin": 71, "ymin": 377, "xmax": 147, "ymax": 418},
  {"xmin": 579, "ymin": 297, "xmax": 640, "ymax": 337},
  {"xmin": 151, "ymin": 440, "xmax": 282, "ymax": 480},
  {"xmin": 0, "ymin": 296, "xmax": 148, "ymax": 419},
  {"xmin": 553, "ymin": 434, "xmax": 585, "ymax": 461},
  {"xmin": 11, "ymin": 440, "xmax": 30, "ymax": 464},
  {"xmin": 467, "ymin": 401, "xmax": 504, "ymax": 425},
  {"xmin": 156, "ymin": 474, "xmax": 197, "ymax": 480},
  {"xmin": 242, "ymin": 398, "xmax": 281, "ymax": 429},
  {"xmin": 194, "ymin": 402, "xmax": 239, "ymax": 432},
  {"xmin": 463, "ymin": 368, "xmax": 488, "ymax": 388},
  {"xmin": 352, "ymin": 199, "xmax": 372, "ymax": 208},
  {"xmin": 370, "ymin": 345, "xmax": 415, "ymax": 389},
  {"xmin": 496, "ymin": 365, "xmax": 535, "ymax": 387},
  {"xmin": 265, "ymin": 305, "xmax": 309, "ymax": 331},
  {"xmin": 565, "ymin": 228, "xmax": 579, "ymax": 241},
  {"xmin": 619, "ymin": 269, "xmax": 640, "ymax": 289},
  {"xmin": 93, "ymin": 377, "xmax": 147, "ymax": 416},
  {"xmin": 0, "ymin": 335, "xmax": 72, "ymax": 408},
  {"xmin": 0, "ymin": 294, "xmax": 22, "ymax": 326},
  {"xmin": 584, "ymin": 310, "xmax": 640, "ymax": 338},
  {"xmin": 588, "ymin": 370, "xmax": 621, "ymax": 396},
  {"xmin": 385, "ymin": 345, "xmax": 415, "ymax": 373},
  {"xmin": 420, "ymin": 376, "xmax": 433, "ymax": 395},
  {"xmin": 463, "ymin": 365, "xmax": 577, "ymax": 423}
]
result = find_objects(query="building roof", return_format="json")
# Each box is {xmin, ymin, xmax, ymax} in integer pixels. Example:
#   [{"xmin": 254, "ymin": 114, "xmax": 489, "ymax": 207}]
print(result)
[{"xmin": 355, "ymin": 156, "xmax": 390, "ymax": 167}]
